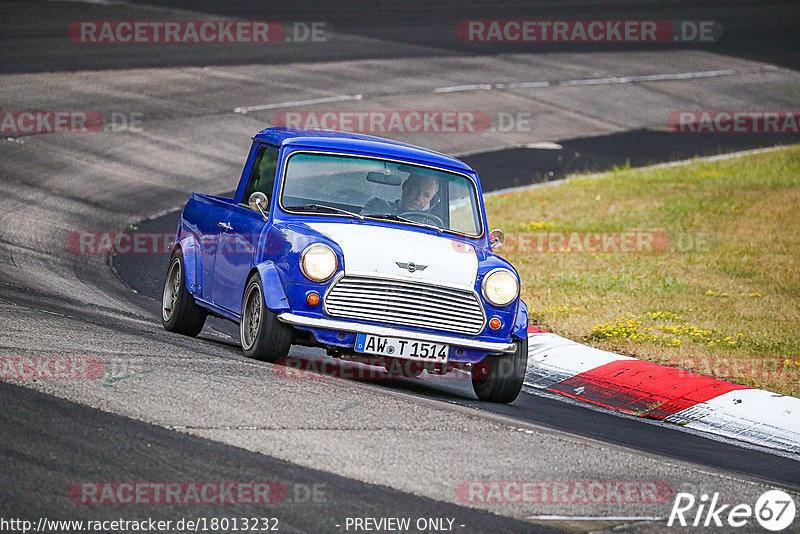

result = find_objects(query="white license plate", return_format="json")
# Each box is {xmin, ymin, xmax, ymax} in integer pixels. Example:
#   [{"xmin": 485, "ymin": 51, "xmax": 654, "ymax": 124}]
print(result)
[{"xmin": 355, "ymin": 333, "xmax": 449, "ymax": 362}]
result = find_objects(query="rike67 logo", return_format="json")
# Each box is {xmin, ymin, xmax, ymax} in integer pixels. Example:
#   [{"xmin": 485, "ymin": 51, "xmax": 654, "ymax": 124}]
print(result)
[{"xmin": 668, "ymin": 490, "xmax": 796, "ymax": 531}]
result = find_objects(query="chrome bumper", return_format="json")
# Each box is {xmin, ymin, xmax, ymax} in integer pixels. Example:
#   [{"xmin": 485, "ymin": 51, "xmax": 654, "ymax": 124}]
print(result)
[{"xmin": 277, "ymin": 312, "xmax": 517, "ymax": 354}]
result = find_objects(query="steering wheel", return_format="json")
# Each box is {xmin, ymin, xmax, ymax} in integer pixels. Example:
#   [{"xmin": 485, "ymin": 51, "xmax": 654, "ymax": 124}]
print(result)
[{"xmin": 398, "ymin": 210, "xmax": 444, "ymax": 227}]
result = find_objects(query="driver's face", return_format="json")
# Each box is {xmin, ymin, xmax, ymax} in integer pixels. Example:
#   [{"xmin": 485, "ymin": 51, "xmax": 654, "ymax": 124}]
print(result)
[{"xmin": 401, "ymin": 177, "xmax": 438, "ymax": 210}]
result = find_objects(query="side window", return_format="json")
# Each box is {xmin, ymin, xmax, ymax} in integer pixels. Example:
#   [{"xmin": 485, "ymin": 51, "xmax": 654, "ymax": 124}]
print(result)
[
  {"xmin": 447, "ymin": 179, "xmax": 480, "ymax": 235},
  {"xmin": 242, "ymin": 146, "xmax": 279, "ymax": 208}
]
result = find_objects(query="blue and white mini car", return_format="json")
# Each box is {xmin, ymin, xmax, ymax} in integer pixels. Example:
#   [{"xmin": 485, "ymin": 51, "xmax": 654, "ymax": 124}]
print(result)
[{"xmin": 162, "ymin": 128, "xmax": 529, "ymax": 403}]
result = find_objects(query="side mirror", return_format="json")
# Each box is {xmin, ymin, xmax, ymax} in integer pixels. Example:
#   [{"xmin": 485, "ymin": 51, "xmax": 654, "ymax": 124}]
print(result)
[
  {"xmin": 248, "ymin": 192, "xmax": 269, "ymax": 221},
  {"xmin": 489, "ymin": 228, "xmax": 505, "ymax": 249}
]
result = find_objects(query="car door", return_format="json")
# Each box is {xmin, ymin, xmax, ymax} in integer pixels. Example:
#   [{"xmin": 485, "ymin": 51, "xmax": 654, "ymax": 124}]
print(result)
[
  {"xmin": 185, "ymin": 195, "xmax": 232, "ymax": 303},
  {"xmin": 212, "ymin": 207, "xmax": 267, "ymax": 314},
  {"xmin": 212, "ymin": 145, "xmax": 278, "ymax": 315}
]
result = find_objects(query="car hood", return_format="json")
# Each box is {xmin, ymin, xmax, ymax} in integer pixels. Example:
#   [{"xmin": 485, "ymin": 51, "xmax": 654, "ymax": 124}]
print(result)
[{"xmin": 307, "ymin": 222, "xmax": 479, "ymax": 290}]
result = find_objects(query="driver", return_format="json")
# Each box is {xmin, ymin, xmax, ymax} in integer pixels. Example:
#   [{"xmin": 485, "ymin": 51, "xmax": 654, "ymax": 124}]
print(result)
[{"xmin": 363, "ymin": 173, "xmax": 439, "ymax": 215}]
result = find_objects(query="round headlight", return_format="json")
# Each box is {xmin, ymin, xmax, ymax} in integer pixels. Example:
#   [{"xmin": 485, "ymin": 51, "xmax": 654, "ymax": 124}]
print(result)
[
  {"xmin": 300, "ymin": 244, "xmax": 338, "ymax": 282},
  {"xmin": 482, "ymin": 269, "xmax": 519, "ymax": 307}
]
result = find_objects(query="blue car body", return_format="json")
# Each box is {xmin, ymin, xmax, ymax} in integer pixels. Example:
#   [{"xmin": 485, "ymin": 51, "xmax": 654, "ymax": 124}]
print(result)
[{"xmin": 173, "ymin": 127, "xmax": 528, "ymax": 366}]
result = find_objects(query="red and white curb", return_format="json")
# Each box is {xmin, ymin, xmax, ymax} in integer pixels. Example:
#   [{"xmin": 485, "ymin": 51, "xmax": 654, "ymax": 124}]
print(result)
[{"xmin": 525, "ymin": 327, "xmax": 800, "ymax": 453}]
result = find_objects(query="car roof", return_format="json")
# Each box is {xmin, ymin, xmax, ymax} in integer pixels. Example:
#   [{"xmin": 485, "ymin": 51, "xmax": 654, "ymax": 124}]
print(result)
[{"xmin": 253, "ymin": 127, "xmax": 474, "ymax": 173}]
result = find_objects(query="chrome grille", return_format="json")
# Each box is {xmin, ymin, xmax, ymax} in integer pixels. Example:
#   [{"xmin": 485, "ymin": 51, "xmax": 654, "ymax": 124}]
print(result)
[{"xmin": 324, "ymin": 276, "xmax": 485, "ymax": 335}]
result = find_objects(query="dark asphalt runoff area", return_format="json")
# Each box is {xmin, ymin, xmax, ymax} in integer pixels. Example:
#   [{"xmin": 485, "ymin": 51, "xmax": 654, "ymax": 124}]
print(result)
[
  {"xmin": 3, "ymin": 1, "xmax": 799, "ymax": 72},
  {"xmin": 0, "ymin": 381, "xmax": 550, "ymax": 533}
]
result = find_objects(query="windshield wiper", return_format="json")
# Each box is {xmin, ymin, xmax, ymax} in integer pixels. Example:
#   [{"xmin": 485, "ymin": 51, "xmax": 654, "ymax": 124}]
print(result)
[
  {"xmin": 365, "ymin": 213, "xmax": 442, "ymax": 235},
  {"xmin": 287, "ymin": 204, "xmax": 363, "ymax": 222}
]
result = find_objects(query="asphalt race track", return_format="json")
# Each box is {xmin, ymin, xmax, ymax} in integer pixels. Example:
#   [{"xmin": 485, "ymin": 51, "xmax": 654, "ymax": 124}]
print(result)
[{"xmin": 1, "ymin": 1, "xmax": 799, "ymax": 533}]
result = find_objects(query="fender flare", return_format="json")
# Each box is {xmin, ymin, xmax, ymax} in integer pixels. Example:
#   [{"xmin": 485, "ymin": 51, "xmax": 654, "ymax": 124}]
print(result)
[
  {"xmin": 178, "ymin": 235, "xmax": 201, "ymax": 294},
  {"xmin": 512, "ymin": 299, "xmax": 529, "ymax": 341},
  {"xmin": 255, "ymin": 261, "xmax": 291, "ymax": 312}
]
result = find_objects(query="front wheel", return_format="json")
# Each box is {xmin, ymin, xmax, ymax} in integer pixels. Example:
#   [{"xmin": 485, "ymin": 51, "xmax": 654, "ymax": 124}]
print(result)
[
  {"xmin": 471, "ymin": 337, "xmax": 528, "ymax": 403},
  {"xmin": 162, "ymin": 251, "xmax": 207, "ymax": 336},
  {"xmin": 240, "ymin": 274, "xmax": 293, "ymax": 362}
]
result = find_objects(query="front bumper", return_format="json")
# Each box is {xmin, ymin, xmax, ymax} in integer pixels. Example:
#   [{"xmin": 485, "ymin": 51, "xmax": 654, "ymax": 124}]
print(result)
[{"xmin": 277, "ymin": 312, "xmax": 517, "ymax": 354}]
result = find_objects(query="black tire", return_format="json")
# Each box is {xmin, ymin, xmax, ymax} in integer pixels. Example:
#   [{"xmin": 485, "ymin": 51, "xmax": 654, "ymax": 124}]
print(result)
[
  {"xmin": 240, "ymin": 273, "xmax": 293, "ymax": 362},
  {"xmin": 471, "ymin": 336, "xmax": 528, "ymax": 403},
  {"xmin": 161, "ymin": 250, "xmax": 207, "ymax": 336}
]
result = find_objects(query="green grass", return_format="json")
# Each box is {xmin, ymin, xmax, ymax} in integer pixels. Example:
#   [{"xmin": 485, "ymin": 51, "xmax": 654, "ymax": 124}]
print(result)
[{"xmin": 485, "ymin": 146, "xmax": 800, "ymax": 397}]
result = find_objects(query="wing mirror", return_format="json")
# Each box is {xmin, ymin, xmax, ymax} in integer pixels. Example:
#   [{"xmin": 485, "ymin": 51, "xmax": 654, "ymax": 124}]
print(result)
[
  {"xmin": 248, "ymin": 192, "xmax": 269, "ymax": 221},
  {"xmin": 489, "ymin": 228, "xmax": 505, "ymax": 250}
]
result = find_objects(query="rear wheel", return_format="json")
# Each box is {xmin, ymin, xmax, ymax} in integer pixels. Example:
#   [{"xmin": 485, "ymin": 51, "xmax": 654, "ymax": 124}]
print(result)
[
  {"xmin": 471, "ymin": 337, "xmax": 528, "ymax": 403},
  {"xmin": 240, "ymin": 273, "xmax": 293, "ymax": 362},
  {"xmin": 161, "ymin": 251, "xmax": 207, "ymax": 336}
]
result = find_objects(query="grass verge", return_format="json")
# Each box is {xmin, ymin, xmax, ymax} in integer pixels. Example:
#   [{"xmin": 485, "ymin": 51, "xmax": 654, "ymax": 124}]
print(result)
[{"xmin": 485, "ymin": 146, "xmax": 800, "ymax": 397}]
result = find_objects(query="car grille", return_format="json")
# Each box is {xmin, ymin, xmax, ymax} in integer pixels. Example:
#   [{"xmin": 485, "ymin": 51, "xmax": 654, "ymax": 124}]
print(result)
[{"xmin": 324, "ymin": 276, "xmax": 486, "ymax": 335}]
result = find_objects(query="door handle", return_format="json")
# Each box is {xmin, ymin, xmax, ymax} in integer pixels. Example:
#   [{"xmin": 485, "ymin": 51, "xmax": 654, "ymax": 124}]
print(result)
[{"xmin": 217, "ymin": 222, "xmax": 233, "ymax": 230}]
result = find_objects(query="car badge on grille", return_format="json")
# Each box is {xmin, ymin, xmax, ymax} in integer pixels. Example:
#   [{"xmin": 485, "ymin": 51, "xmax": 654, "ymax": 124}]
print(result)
[{"xmin": 396, "ymin": 261, "xmax": 427, "ymax": 273}]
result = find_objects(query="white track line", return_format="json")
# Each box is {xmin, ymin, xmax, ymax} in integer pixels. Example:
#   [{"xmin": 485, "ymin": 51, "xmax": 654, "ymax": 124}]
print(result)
[
  {"xmin": 433, "ymin": 84, "xmax": 493, "ymax": 93},
  {"xmin": 527, "ymin": 515, "xmax": 664, "ymax": 521},
  {"xmin": 434, "ymin": 66, "xmax": 777, "ymax": 93},
  {"xmin": 234, "ymin": 94, "xmax": 363, "ymax": 114},
  {"xmin": 234, "ymin": 67, "xmax": 781, "ymax": 113}
]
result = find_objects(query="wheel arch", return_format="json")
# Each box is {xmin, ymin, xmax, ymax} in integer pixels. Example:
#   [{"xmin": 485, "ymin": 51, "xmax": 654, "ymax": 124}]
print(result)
[
  {"xmin": 174, "ymin": 235, "xmax": 201, "ymax": 294},
  {"xmin": 251, "ymin": 261, "xmax": 291, "ymax": 313},
  {"xmin": 512, "ymin": 299, "xmax": 529, "ymax": 340}
]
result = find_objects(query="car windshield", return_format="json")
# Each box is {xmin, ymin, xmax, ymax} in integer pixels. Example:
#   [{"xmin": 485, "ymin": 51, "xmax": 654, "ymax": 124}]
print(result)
[{"xmin": 280, "ymin": 152, "xmax": 483, "ymax": 236}]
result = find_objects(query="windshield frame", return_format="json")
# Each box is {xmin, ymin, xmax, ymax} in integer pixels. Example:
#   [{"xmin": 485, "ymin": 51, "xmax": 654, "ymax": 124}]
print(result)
[{"xmin": 277, "ymin": 149, "xmax": 485, "ymax": 239}]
